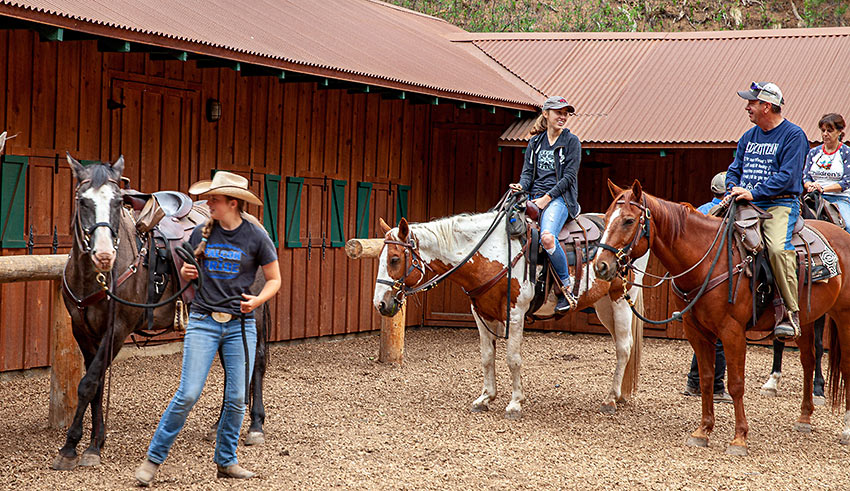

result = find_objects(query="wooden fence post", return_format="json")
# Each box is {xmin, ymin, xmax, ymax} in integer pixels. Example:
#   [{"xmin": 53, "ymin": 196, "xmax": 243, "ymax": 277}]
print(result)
[
  {"xmin": 49, "ymin": 279, "xmax": 82, "ymax": 429},
  {"xmin": 345, "ymin": 238, "xmax": 405, "ymax": 364}
]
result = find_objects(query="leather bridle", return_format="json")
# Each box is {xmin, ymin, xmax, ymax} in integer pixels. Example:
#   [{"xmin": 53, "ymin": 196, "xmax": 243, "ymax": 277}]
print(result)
[
  {"xmin": 376, "ymin": 232, "xmax": 429, "ymax": 302},
  {"xmin": 598, "ymin": 196, "xmax": 652, "ymax": 275},
  {"xmin": 72, "ymin": 178, "xmax": 122, "ymax": 253}
]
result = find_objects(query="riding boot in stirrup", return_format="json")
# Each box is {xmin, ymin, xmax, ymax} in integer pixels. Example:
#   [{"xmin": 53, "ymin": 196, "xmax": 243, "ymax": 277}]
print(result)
[
  {"xmin": 555, "ymin": 284, "xmax": 578, "ymax": 314},
  {"xmin": 774, "ymin": 311, "xmax": 800, "ymax": 340}
]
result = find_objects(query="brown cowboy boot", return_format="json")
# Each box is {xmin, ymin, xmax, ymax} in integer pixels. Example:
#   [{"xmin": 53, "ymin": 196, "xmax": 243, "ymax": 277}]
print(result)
[
  {"xmin": 774, "ymin": 310, "xmax": 800, "ymax": 340},
  {"xmin": 134, "ymin": 458, "xmax": 160, "ymax": 487},
  {"xmin": 216, "ymin": 463, "xmax": 256, "ymax": 479}
]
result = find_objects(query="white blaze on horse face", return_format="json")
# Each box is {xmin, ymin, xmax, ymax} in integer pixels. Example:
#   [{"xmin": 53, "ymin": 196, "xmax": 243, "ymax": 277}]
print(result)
[
  {"xmin": 81, "ymin": 184, "xmax": 118, "ymax": 269},
  {"xmin": 373, "ymin": 238, "xmax": 394, "ymax": 312},
  {"xmin": 599, "ymin": 208, "xmax": 620, "ymax": 253}
]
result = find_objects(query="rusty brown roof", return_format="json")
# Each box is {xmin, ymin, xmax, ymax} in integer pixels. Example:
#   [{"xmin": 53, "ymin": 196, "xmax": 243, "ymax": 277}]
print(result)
[
  {"xmin": 466, "ymin": 29, "xmax": 850, "ymax": 146},
  {"xmin": 0, "ymin": 0, "xmax": 541, "ymax": 109}
]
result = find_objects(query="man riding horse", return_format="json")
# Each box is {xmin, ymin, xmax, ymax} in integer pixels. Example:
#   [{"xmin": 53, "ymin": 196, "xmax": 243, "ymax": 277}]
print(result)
[{"xmin": 726, "ymin": 81, "xmax": 809, "ymax": 340}]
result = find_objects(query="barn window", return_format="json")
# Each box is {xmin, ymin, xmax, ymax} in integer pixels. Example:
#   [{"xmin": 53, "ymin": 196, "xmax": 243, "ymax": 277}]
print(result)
[
  {"xmin": 263, "ymin": 174, "xmax": 281, "ymax": 247},
  {"xmin": 284, "ymin": 176, "xmax": 303, "ymax": 248},
  {"xmin": 355, "ymin": 182, "xmax": 372, "ymax": 238},
  {"xmin": 0, "ymin": 155, "xmax": 28, "ymax": 248},
  {"xmin": 329, "ymin": 179, "xmax": 346, "ymax": 247},
  {"xmin": 396, "ymin": 184, "xmax": 410, "ymax": 223}
]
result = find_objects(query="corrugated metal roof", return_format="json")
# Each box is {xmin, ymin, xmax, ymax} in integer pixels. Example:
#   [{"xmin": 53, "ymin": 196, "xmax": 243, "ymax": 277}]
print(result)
[
  {"xmin": 0, "ymin": 0, "xmax": 541, "ymax": 108},
  {"xmin": 474, "ymin": 28, "xmax": 850, "ymax": 145}
]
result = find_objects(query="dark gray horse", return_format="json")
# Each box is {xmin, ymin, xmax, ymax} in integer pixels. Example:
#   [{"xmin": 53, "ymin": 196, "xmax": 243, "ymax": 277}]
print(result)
[{"xmin": 52, "ymin": 155, "xmax": 269, "ymax": 470}]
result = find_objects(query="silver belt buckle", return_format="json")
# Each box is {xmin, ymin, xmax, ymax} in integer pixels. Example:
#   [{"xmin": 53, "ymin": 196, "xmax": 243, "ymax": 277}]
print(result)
[{"xmin": 211, "ymin": 312, "xmax": 233, "ymax": 323}]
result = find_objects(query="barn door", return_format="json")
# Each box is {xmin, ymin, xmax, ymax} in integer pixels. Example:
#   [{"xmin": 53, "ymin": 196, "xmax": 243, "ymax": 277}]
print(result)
[
  {"xmin": 108, "ymin": 78, "xmax": 200, "ymax": 193},
  {"xmin": 423, "ymin": 126, "xmax": 507, "ymax": 326}
]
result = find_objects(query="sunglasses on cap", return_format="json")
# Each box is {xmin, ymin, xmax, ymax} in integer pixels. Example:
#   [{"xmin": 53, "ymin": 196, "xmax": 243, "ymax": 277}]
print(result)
[{"xmin": 750, "ymin": 81, "xmax": 778, "ymax": 98}]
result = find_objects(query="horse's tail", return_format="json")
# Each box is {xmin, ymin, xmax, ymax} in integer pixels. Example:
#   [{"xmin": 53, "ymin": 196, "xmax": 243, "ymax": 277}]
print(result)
[
  {"xmin": 621, "ymin": 252, "xmax": 649, "ymax": 398},
  {"xmin": 828, "ymin": 316, "xmax": 845, "ymax": 409}
]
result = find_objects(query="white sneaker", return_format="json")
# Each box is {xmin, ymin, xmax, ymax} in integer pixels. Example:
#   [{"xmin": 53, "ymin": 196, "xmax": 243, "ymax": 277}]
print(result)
[{"xmin": 760, "ymin": 372, "xmax": 781, "ymax": 397}]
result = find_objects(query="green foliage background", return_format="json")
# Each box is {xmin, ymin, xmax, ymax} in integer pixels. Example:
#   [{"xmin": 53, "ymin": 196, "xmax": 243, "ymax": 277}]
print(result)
[{"xmin": 388, "ymin": 0, "xmax": 849, "ymax": 32}]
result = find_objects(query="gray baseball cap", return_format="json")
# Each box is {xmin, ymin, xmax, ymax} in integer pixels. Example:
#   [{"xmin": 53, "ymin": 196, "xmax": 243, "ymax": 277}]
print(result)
[
  {"xmin": 542, "ymin": 96, "xmax": 575, "ymax": 113},
  {"xmin": 737, "ymin": 81, "xmax": 784, "ymax": 106},
  {"xmin": 710, "ymin": 171, "xmax": 727, "ymax": 194}
]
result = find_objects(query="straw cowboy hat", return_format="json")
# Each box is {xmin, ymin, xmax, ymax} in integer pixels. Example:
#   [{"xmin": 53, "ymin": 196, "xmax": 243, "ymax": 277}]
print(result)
[{"xmin": 188, "ymin": 171, "xmax": 263, "ymax": 206}]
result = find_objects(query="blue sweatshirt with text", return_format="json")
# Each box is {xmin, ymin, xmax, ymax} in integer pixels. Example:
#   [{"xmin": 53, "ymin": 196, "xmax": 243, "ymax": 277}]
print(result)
[{"xmin": 725, "ymin": 119, "xmax": 808, "ymax": 201}]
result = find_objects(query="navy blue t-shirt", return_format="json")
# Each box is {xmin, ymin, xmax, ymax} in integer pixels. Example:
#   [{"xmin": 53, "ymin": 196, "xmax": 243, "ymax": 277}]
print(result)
[
  {"xmin": 726, "ymin": 119, "xmax": 807, "ymax": 201},
  {"xmin": 189, "ymin": 219, "xmax": 277, "ymax": 317},
  {"xmin": 530, "ymin": 136, "xmax": 558, "ymax": 197}
]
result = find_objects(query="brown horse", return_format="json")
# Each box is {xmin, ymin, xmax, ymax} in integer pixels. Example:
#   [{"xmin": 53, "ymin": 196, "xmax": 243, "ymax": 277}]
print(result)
[
  {"xmin": 593, "ymin": 179, "xmax": 850, "ymax": 455},
  {"xmin": 53, "ymin": 155, "xmax": 270, "ymax": 470}
]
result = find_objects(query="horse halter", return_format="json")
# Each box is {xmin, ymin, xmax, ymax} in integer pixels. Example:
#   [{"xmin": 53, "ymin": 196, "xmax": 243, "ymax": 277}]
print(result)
[
  {"xmin": 73, "ymin": 178, "xmax": 122, "ymax": 253},
  {"xmin": 376, "ymin": 232, "xmax": 428, "ymax": 302},
  {"xmin": 598, "ymin": 196, "xmax": 651, "ymax": 274}
]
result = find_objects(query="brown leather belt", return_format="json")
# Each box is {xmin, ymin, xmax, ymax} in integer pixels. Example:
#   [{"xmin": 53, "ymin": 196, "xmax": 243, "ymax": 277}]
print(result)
[{"xmin": 765, "ymin": 194, "xmax": 797, "ymax": 200}]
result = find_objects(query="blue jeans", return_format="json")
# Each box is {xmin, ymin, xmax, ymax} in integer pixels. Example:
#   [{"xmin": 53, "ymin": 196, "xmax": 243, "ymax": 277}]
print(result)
[
  {"xmin": 147, "ymin": 312, "xmax": 257, "ymax": 467},
  {"xmin": 824, "ymin": 194, "xmax": 850, "ymax": 234},
  {"xmin": 536, "ymin": 194, "xmax": 571, "ymax": 285},
  {"xmin": 687, "ymin": 340, "xmax": 726, "ymax": 393}
]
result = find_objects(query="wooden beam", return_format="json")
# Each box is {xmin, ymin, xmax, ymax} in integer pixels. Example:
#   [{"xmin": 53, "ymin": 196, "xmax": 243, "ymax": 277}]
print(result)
[
  {"xmin": 192, "ymin": 56, "xmax": 241, "ymax": 71},
  {"xmin": 49, "ymin": 280, "xmax": 82, "ymax": 429},
  {"xmin": 277, "ymin": 71, "xmax": 320, "ymax": 83},
  {"xmin": 240, "ymin": 64, "xmax": 284, "ymax": 77},
  {"xmin": 345, "ymin": 238, "xmax": 384, "ymax": 259},
  {"xmin": 410, "ymin": 95, "xmax": 439, "ymax": 105},
  {"xmin": 97, "ymin": 38, "xmax": 130, "ymax": 52},
  {"xmin": 381, "ymin": 90, "xmax": 406, "ymax": 100},
  {"xmin": 318, "ymin": 80, "xmax": 366, "ymax": 91},
  {"xmin": 37, "ymin": 26, "xmax": 63, "ymax": 42},
  {"xmin": 0, "ymin": 254, "xmax": 66, "ymax": 283}
]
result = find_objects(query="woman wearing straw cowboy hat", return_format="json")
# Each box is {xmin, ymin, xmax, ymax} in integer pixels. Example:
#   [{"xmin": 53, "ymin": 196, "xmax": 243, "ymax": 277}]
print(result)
[{"xmin": 135, "ymin": 171, "xmax": 280, "ymax": 486}]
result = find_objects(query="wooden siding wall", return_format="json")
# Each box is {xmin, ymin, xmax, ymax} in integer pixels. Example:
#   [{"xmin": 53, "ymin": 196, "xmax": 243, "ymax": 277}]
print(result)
[{"xmin": 0, "ymin": 30, "xmax": 523, "ymax": 371}]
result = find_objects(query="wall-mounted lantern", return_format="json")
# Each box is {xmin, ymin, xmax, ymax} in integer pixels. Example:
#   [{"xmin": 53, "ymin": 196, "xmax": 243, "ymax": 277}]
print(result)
[{"xmin": 206, "ymin": 99, "xmax": 222, "ymax": 122}]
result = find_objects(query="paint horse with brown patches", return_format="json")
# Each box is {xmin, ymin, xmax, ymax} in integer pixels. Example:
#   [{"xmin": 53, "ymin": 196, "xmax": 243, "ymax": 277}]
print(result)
[
  {"xmin": 594, "ymin": 179, "xmax": 850, "ymax": 456},
  {"xmin": 373, "ymin": 211, "xmax": 648, "ymax": 419}
]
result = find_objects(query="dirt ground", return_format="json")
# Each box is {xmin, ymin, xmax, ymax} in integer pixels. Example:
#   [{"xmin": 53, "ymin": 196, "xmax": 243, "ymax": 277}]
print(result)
[{"xmin": 0, "ymin": 327, "xmax": 848, "ymax": 489}]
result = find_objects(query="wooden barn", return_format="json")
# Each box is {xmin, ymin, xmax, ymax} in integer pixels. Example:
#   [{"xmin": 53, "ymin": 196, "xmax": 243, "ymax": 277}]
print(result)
[{"xmin": 1, "ymin": 0, "xmax": 849, "ymax": 374}]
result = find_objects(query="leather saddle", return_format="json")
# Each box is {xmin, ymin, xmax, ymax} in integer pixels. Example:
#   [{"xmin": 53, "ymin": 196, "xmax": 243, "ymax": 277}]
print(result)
[{"xmin": 732, "ymin": 203, "xmax": 840, "ymax": 285}]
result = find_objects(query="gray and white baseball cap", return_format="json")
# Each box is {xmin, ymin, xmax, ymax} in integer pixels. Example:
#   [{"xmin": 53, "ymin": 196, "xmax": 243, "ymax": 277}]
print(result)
[
  {"xmin": 542, "ymin": 96, "xmax": 575, "ymax": 113},
  {"xmin": 737, "ymin": 81, "xmax": 784, "ymax": 106}
]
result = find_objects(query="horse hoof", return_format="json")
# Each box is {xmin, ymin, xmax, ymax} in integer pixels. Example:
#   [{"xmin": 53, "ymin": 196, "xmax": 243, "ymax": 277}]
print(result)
[
  {"xmin": 245, "ymin": 431, "xmax": 265, "ymax": 446},
  {"xmin": 77, "ymin": 452, "xmax": 101, "ymax": 467},
  {"xmin": 794, "ymin": 422, "xmax": 813, "ymax": 434},
  {"xmin": 725, "ymin": 444, "xmax": 748, "ymax": 456},
  {"xmin": 685, "ymin": 436, "xmax": 708, "ymax": 448},
  {"xmin": 839, "ymin": 432, "xmax": 850, "ymax": 445},
  {"xmin": 599, "ymin": 403, "xmax": 616, "ymax": 415},
  {"xmin": 813, "ymin": 395, "xmax": 826, "ymax": 407},
  {"xmin": 203, "ymin": 428, "xmax": 217, "ymax": 442},
  {"xmin": 760, "ymin": 388, "xmax": 777, "ymax": 397},
  {"xmin": 504, "ymin": 409, "xmax": 522, "ymax": 420},
  {"xmin": 51, "ymin": 454, "xmax": 78, "ymax": 471}
]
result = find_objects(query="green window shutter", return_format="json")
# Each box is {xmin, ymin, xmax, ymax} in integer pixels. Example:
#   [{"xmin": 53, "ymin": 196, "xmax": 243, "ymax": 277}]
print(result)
[
  {"xmin": 355, "ymin": 182, "xmax": 372, "ymax": 239},
  {"xmin": 330, "ymin": 179, "xmax": 346, "ymax": 247},
  {"xmin": 396, "ymin": 184, "xmax": 411, "ymax": 224},
  {"xmin": 0, "ymin": 155, "xmax": 28, "ymax": 248},
  {"xmin": 284, "ymin": 176, "xmax": 303, "ymax": 248},
  {"xmin": 262, "ymin": 174, "xmax": 281, "ymax": 247}
]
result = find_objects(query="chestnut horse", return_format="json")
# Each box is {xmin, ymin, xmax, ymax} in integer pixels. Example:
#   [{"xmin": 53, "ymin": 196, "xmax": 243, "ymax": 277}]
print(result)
[
  {"xmin": 373, "ymin": 212, "xmax": 647, "ymax": 418},
  {"xmin": 594, "ymin": 179, "xmax": 850, "ymax": 455}
]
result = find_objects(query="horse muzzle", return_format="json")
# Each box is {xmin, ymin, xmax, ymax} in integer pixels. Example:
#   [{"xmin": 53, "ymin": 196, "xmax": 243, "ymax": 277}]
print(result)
[
  {"xmin": 594, "ymin": 257, "xmax": 616, "ymax": 282},
  {"xmin": 91, "ymin": 249, "xmax": 116, "ymax": 272},
  {"xmin": 376, "ymin": 297, "xmax": 402, "ymax": 317}
]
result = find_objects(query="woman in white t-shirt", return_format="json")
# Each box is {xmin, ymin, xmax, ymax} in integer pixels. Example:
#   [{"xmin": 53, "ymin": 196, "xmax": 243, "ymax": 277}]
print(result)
[{"xmin": 803, "ymin": 113, "xmax": 850, "ymax": 233}]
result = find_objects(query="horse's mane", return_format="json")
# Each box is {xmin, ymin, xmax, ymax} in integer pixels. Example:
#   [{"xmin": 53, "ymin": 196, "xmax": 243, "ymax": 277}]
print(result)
[
  {"xmin": 409, "ymin": 211, "xmax": 497, "ymax": 258},
  {"xmin": 622, "ymin": 190, "xmax": 696, "ymax": 242}
]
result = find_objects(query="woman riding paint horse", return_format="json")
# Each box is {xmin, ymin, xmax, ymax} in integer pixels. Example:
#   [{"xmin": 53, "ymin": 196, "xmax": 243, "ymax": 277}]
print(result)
[
  {"xmin": 373, "ymin": 208, "xmax": 648, "ymax": 418},
  {"xmin": 595, "ymin": 180, "xmax": 850, "ymax": 455},
  {"xmin": 509, "ymin": 95, "xmax": 581, "ymax": 314},
  {"xmin": 135, "ymin": 172, "xmax": 280, "ymax": 485}
]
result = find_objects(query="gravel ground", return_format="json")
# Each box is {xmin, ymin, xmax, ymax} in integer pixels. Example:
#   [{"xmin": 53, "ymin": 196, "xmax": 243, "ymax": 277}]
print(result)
[{"xmin": 0, "ymin": 327, "xmax": 848, "ymax": 490}]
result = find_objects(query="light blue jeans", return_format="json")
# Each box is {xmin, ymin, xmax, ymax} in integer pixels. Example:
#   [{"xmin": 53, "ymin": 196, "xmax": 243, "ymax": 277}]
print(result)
[
  {"xmin": 535, "ymin": 194, "xmax": 571, "ymax": 286},
  {"xmin": 824, "ymin": 194, "xmax": 850, "ymax": 234},
  {"xmin": 147, "ymin": 312, "xmax": 256, "ymax": 467}
]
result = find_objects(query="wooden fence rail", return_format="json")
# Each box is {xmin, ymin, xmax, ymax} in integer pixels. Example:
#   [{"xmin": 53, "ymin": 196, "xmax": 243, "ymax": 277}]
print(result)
[
  {"xmin": 344, "ymin": 238, "xmax": 406, "ymax": 364},
  {"xmin": 0, "ymin": 254, "xmax": 81, "ymax": 429}
]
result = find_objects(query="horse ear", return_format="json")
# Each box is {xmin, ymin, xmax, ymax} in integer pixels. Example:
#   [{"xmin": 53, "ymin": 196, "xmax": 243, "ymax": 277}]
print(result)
[
  {"xmin": 398, "ymin": 218, "xmax": 409, "ymax": 241},
  {"xmin": 111, "ymin": 155, "xmax": 125, "ymax": 177},
  {"xmin": 66, "ymin": 152, "xmax": 85, "ymax": 182},
  {"xmin": 631, "ymin": 179, "xmax": 643, "ymax": 201},
  {"xmin": 607, "ymin": 179, "xmax": 623, "ymax": 198},
  {"xmin": 379, "ymin": 217, "xmax": 392, "ymax": 235}
]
